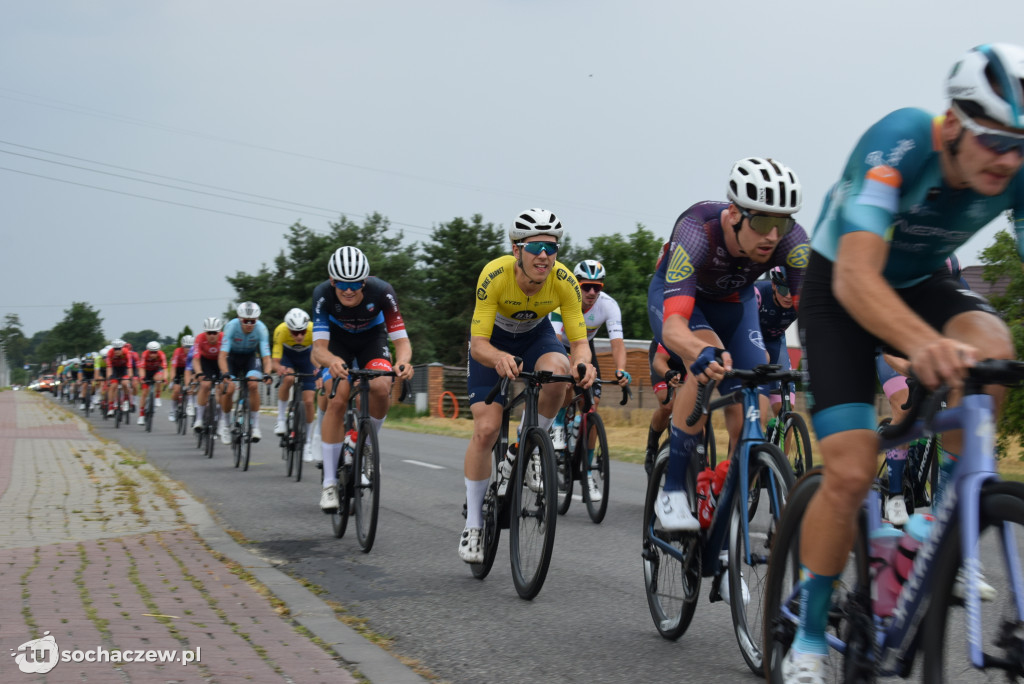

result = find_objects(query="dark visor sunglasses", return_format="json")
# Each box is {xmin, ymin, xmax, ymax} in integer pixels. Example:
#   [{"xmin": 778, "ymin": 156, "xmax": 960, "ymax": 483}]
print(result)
[
  {"xmin": 580, "ymin": 282, "xmax": 603, "ymax": 293},
  {"xmin": 241, "ymin": 318, "xmax": 257, "ymax": 325},
  {"xmin": 334, "ymin": 280, "xmax": 365, "ymax": 291},
  {"xmin": 518, "ymin": 241, "xmax": 559, "ymax": 256},
  {"xmin": 956, "ymin": 107, "xmax": 1024, "ymax": 156},
  {"xmin": 738, "ymin": 207, "xmax": 796, "ymax": 237},
  {"xmin": 775, "ymin": 283, "xmax": 791, "ymax": 297}
]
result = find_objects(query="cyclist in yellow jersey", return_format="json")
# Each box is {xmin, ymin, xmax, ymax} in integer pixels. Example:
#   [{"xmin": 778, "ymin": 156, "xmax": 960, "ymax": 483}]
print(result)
[
  {"xmin": 458, "ymin": 208, "xmax": 597, "ymax": 564},
  {"xmin": 271, "ymin": 308, "xmax": 318, "ymax": 462}
]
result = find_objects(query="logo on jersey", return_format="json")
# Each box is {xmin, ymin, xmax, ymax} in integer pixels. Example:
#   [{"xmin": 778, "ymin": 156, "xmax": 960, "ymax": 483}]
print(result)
[
  {"xmin": 366, "ymin": 303, "xmax": 376, "ymax": 313},
  {"xmin": 665, "ymin": 248, "xmax": 693, "ymax": 284},
  {"xmin": 511, "ymin": 311, "xmax": 538, "ymax": 321},
  {"xmin": 786, "ymin": 243, "xmax": 810, "ymax": 269},
  {"xmin": 555, "ymin": 268, "xmax": 568, "ymax": 281},
  {"xmin": 477, "ymin": 287, "xmax": 487, "ymax": 301}
]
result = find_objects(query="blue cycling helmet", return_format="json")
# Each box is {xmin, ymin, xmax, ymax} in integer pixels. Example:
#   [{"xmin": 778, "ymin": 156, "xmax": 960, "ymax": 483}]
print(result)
[{"xmin": 769, "ymin": 266, "xmax": 788, "ymax": 288}]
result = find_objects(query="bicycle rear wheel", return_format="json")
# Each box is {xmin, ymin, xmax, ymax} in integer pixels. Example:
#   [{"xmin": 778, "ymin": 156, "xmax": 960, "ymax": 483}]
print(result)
[
  {"xmin": 284, "ymin": 408, "xmax": 296, "ymax": 478},
  {"xmin": 642, "ymin": 443, "xmax": 701, "ymax": 640},
  {"xmin": 293, "ymin": 404, "xmax": 305, "ymax": 482},
  {"xmin": 205, "ymin": 407, "xmax": 216, "ymax": 459},
  {"xmin": 145, "ymin": 392, "xmax": 155, "ymax": 432},
  {"xmin": 555, "ymin": 445, "xmax": 573, "ymax": 515},
  {"xmin": 509, "ymin": 426, "xmax": 557, "ymax": 600},
  {"xmin": 762, "ymin": 468, "xmax": 870, "ymax": 684},
  {"xmin": 728, "ymin": 443, "xmax": 795, "ymax": 675},
  {"xmin": 331, "ymin": 469, "xmax": 351, "ymax": 539},
  {"xmin": 922, "ymin": 480, "xmax": 1024, "ymax": 683},
  {"xmin": 353, "ymin": 422, "xmax": 380, "ymax": 552},
  {"xmin": 582, "ymin": 412, "xmax": 610, "ymax": 524},
  {"xmin": 471, "ymin": 450, "xmax": 501, "ymax": 580}
]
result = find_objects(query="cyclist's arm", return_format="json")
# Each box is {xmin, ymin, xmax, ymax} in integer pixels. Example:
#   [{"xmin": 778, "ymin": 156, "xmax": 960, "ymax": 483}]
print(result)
[
  {"xmin": 567, "ymin": 338, "xmax": 596, "ymax": 388},
  {"xmin": 469, "ymin": 335, "xmax": 521, "ymax": 378},
  {"xmin": 609, "ymin": 337, "xmax": 629, "ymax": 384},
  {"xmin": 217, "ymin": 349, "xmax": 230, "ymax": 378},
  {"xmin": 834, "ymin": 230, "xmax": 976, "ymax": 389},
  {"xmin": 260, "ymin": 354, "xmax": 272, "ymax": 378},
  {"xmin": 311, "ymin": 339, "xmax": 347, "ymax": 381},
  {"xmin": 392, "ymin": 337, "xmax": 414, "ymax": 380}
]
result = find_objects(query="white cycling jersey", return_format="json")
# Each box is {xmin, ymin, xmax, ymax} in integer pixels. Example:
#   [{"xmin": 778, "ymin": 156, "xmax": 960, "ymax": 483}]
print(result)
[{"xmin": 549, "ymin": 291, "xmax": 624, "ymax": 345}]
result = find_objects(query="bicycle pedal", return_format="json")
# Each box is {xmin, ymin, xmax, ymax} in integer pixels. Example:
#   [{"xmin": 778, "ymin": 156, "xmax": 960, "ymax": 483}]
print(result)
[{"xmin": 709, "ymin": 575, "xmax": 724, "ymax": 603}]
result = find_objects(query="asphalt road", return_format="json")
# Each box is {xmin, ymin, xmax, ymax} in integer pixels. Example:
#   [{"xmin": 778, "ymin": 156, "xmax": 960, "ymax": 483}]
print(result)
[{"xmin": 74, "ymin": 396, "xmax": 771, "ymax": 684}]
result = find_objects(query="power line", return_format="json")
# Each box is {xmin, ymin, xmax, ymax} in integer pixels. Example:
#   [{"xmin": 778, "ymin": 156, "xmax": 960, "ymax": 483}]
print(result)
[{"xmin": 0, "ymin": 296, "xmax": 234, "ymax": 309}]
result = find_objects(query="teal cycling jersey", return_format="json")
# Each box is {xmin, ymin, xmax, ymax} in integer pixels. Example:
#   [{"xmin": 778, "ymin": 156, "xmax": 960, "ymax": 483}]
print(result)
[{"xmin": 810, "ymin": 107, "xmax": 1024, "ymax": 286}]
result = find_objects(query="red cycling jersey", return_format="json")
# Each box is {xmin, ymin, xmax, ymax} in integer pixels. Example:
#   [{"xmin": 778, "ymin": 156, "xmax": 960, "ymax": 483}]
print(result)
[
  {"xmin": 170, "ymin": 347, "xmax": 189, "ymax": 368},
  {"xmin": 141, "ymin": 350, "xmax": 167, "ymax": 372},
  {"xmin": 107, "ymin": 348, "xmax": 131, "ymax": 368},
  {"xmin": 194, "ymin": 332, "xmax": 224, "ymax": 360}
]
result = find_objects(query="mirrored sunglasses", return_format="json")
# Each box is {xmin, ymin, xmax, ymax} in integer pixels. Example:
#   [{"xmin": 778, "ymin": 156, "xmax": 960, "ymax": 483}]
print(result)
[
  {"xmin": 241, "ymin": 319, "xmax": 257, "ymax": 325},
  {"xmin": 580, "ymin": 282, "xmax": 603, "ymax": 293},
  {"xmin": 334, "ymin": 280, "xmax": 365, "ymax": 291},
  {"xmin": 738, "ymin": 207, "xmax": 795, "ymax": 237},
  {"xmin": 957, "ymin": 109, "xmax": 1024, "ymax": 156},
  {"xmin": 519, "ymin": 241, "xmax": 559, "ymax": 256}
]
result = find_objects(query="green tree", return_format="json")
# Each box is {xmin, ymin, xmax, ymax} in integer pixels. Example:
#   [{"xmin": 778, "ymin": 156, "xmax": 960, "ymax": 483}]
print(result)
[
  {"xmin": 37, "ymin": 302, "xmax": 105, "ymax": 361},
  {"xmin": 420, "ymin": 214, "xmax": 507, "ymax": 364},
  {"xmin": 226, "ymin": 213, "xmax": 433, "ymax": 362},
  {"xmin": 176, "ymin": 325, "xmax": 194, "ymax": 346},
  {"xmin": 122, "ymin": 330, "xmax": 163, "ymax": 350},
  {"xmin": 1, "ymin": 314, "xmax": 28, "ymax": 384},
  {"xmin": 979, "ymin": 228, "xmax": 1024, "ymax": 454},
  {"xmin": 584, "ymin": 223, "xmax": 664, "ymax": 339}
]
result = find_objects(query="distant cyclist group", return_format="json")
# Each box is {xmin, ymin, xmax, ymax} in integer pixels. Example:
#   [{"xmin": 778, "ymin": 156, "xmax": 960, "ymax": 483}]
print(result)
[{"xmin": 49, "ymin": 43, "xmax": 1024, "ymax": 684}]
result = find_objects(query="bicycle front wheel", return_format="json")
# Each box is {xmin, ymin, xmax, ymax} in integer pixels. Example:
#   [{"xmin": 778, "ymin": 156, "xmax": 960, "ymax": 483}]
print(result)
[
  {"xmin": 728, "ymin": 443, "xmax": 795, "ymax": 675},
  {"xmin": 781, "ymin": 412, "xmax": 813, "ymax": 478},
  {"xmin": 509, "ymin": 426, "xmax": 557, "ymax": 600},
  {"xmin": 145, "ymin": 393, "xmax": 155, "ymax": 432},
  {"xmin": 642, "ymin": 443, "xmax": 701, "ymax": 641},
  {"xmin": 762, "ymin": 468, "xmax": 870, "ymax": 684},
  {"xmin": 555, "ymin": 446, "xmax": 573, "ymax": 515},
  {"xmin": 293, "ymin": 404, "xmax": 305, "ymax": 483},
  {"xmin": 353, "ymin": 423, "xmax": 381, "ymax": 553},
  {"xmin": 582, "ymin": 412, "xmax": 610, "ymax": 524},
  {"xmin": 922, "ymin": 480, "xmax": 1024, "ymax": 683}
]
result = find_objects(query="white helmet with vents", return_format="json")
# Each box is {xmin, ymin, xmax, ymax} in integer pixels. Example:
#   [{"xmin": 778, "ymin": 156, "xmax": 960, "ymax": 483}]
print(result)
[
  {"xmin": 947, "ymin": 43, "xmax": 1024, "ymax": 128},
  {"xmin": 328, "ymin": 246, "xmax": 370, "ymax": 282},
  {"xmin": 284, "ymin": 308, "xmax": 310, "ymax": 331},
  {"xmin": 236, "ymin": 302, "xmax": 261, "ymax": 319},
  {"xmin": 726, "ymin": 157, "xmax": 802, "ymax": 214},
  {"xmin": 509, "ymin": 208, "xmax": 564, "ymax": 242}
]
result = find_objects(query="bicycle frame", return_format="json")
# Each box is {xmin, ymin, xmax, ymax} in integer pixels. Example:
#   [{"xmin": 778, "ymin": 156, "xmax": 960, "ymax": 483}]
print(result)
[
  {"xmin": 647, "ymin": 382, "xmax": 785, "ymax": 576},
  {"xmin": 780, "ymin": 390, "xmax": 1021, "ymax": 675}
]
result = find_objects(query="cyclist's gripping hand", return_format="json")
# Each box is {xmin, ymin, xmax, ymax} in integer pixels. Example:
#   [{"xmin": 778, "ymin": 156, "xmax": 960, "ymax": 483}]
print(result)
[
  {"xmin": 395, "ymin": 363, "xmax": 414, "ymax": 381},
  {"xmin": 327, "ymin": 357, "xmax": 348, "ymax": 383},
  {"xmin": 615, "ymin": 369, "xmax": 632, "ymax": 387},
  {"xmin": 495, "ymin": 354, "xmax": 522, "ymax": 379},
  {"xmin": 689, "ymin": 346, "xmax": 730, "ymax": 384},
  {"xmin": 574, "ymin": 362, "xmax": 597, "ymax": 389},
  {"xmin": 907, "ymin": 336, "xmax": 978, "ymax": 390}
]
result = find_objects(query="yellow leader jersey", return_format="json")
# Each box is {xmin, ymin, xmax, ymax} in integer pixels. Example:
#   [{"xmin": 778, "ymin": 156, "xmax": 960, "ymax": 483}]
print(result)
[
  {"xmin": 470, "ymin": 255, "xmax": 587, "ymax": 341},
  {"xmin": 272, "ymin": 322, "xmax": 313, "ymax": 359}
]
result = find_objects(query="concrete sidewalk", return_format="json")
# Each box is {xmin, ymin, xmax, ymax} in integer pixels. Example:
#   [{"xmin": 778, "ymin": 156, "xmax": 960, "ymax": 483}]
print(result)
[{"xmin": 0, "ymin": 391, "xmax": 427, "ymax": 684}]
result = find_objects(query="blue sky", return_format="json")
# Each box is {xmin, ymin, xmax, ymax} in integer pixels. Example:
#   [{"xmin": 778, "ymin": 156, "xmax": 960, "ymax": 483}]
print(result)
[{"xmin": 3, "ymin": 1, "xmax": 1021, "ymax": 342}]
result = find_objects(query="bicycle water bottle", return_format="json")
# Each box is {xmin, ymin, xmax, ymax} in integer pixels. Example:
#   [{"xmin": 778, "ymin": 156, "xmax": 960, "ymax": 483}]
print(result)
[
  {"xmin": 567, "ymin": 414, "xmax": 582, "ymax": 453},
  {"xmin": 895, "ymin": 513, "xmax": 934, "ymax": 584},
  {"xmin": 870, "ymin": 523, "xmax": 905, "ymax": 617},
  {"xmin": 342, "ymin": 430, "xmax": 358, "ymax": 463},
  {"xmin": 696, "ymin": 468, "xmax": 716, "ymax": 529},
  {"xmin": 497, "ymin": 445, "xmax": 516, "ymax": 496}
]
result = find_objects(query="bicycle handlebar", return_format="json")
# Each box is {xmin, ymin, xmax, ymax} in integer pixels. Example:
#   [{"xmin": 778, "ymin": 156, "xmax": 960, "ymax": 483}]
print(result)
[
  {"xmin": 328, "ymin": 365, "xmax": 408, "ymax": 401},
  {"xmin": 685, "ymin": 364, "xmax": 804, "ymax": 427},
  {"xmin": 483, "ymin": 357, "xmax": 580, "ymax": 406}
]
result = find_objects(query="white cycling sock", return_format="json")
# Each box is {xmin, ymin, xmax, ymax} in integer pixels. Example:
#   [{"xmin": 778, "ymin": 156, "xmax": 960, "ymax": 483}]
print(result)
[
  {"xmin": 278, "ymin": 400, "xmax": 288, "ymax": 420},
  {"xmin": 538, "ymin": 414, "xmax": 554, "ymax": 432},
  {"xmin": 322, "ymin": 442, "xmax": 342, "ymax": 487},
  {"xmin": 465, "ymin": 477, "xmax": 489, "ymax": 529},
  {"xmin": 371, "ymin": 416, "xmax": 384, "ymax": 435},
  {"xmin": 195, "ymin": 404, "xmax": 205, "ymax": 423}
]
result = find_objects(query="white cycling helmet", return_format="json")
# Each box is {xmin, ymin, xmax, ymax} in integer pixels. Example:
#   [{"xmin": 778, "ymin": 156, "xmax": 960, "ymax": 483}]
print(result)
[
  {"xmin": 181, "ymin": 335, "xmax": 195, "ymax": 347},
  {"xmin": 726, "ymin": 157, "xmax": 802, "ymax": 214},
  {"xmin": 203, "ymin": 316, "xmax": 223, "ymax": 332},
  {"xmin": 111, "ymin": 339, "xmax": 126, "ymax": 349},
  {"xmin": 573, "ymin": 259, "xmax": 606, "ymax": 281},
  {"xmin": 146, "ymin": 341, "xmax": 160, "ymax": 352},
  {"xmin": 947, "ymin": 43, "xmax": 1024, "ymax": 128},
  {"xmin": 101, "ymin": 345, "xmax": 112, "ymax": 356},
  {"xmin": 236, "ymin": 301, "xmax": 261, "ymax": 319},
  {"xmin": 284, "ymin": 307, "xmax": 310, "ymax": 331},
  {"xmin": 328, "ymin": 246, "xmax": 370, "ymax": 282},
  {"xmin": 509, "ymin": 208, "xmax": 564, "ymax": 242}
]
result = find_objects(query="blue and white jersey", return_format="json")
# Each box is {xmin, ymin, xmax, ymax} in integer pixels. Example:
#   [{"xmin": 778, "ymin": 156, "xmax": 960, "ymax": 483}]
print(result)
[
  {"xmin": 810, "ymin": 107, "xmax": 1024, "ymax": 286},
  {"xmin": 220, "ymin": 319, "xmax": 271, "ymax": 356}
]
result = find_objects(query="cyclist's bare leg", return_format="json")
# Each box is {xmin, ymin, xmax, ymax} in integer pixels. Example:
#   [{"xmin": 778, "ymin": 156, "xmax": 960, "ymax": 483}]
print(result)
[
  {"xmin": 368, "ymin": 375, "xmax": 391, "ymax": 422},
  {"xmin": 247, "ymin": 376, "xmax": 261, "ymax": 415},
  {"xmin": 535, "ymin": 350, "xmax": 571, "ymax": 420},
  {"xmin": 465, "ymin": 401, "xmax": 501, "ymax": 481},
  {"xmin": 320, "ymin": 381, "xmax": 351, "ymax": 444}
]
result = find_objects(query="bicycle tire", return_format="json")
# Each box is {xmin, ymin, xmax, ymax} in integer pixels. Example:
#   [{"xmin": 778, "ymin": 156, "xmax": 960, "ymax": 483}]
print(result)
[
  {"xmin": 781, "ymin": 412, "xmax": 813, "ymax": 478},
  {"xmin": 145, "ymin": 391, "xmax": 154, "ymax": 432},
  {"xmin": 83, "ymin": 385, "xmax": 91, "ymax": 418},
  {"xmin": 471, "ymin": 448, "xmax": 501, "ymax": 580},
  {"xmin": 728, "ymin": 443, "xmax": 795, "ymax": 675},
  {"xmin": 205, "ymin": 404, "xmax": 217, "ymax": 459},
  {"xmin": 582, "ymin": 412, "xmax": 610, "ymax": 524},
  {"xmin": 509, "ymin": 426, "xmax": 557, "ymax": 600},
  {"xmin": 555, "ymin": 445, "xmax": 573, "ymax": 515},
  {"xmin": 762, "ymin": 468, "xmax": 871, "ymax": 683},
  {"xmin": 353, "ymin": 422, "xmax": 380, "ymax": 552},
  {"xmin": 642, "ymin": 442, "xmax": 701, "ymax": 640},
  {"xmin": 922, "ymin": 480, "xmax": 1024, "ymax": 682},
  {"xmin": 292, "ymin": 403, "xmax": 303, "ymax": 483},
  {"xmin": 331, "ymin": 468, "xmax": 351, "ymax": 540},
  {"xmin": 242, "ymin": 404, "xmax": 253, "ymax": 471}
]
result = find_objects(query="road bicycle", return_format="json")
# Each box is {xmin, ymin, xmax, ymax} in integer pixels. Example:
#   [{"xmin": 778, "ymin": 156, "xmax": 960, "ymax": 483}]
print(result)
[
  {"xmin": 763, "ymin": 358, "xmax": 1024, "ymax": 683},
  {"xmin": 327, "ymin": 366, "xmax": 406, "ymax": 553},
  {"xmin": 139, "ymin": 376, "xmax": 160, "ymax": 432},
  {"xmin": 110, "ymin": 378, "xmax": 133, "ymax": 429},
  {"xmin": 466, "ymin": 360, "xmax": 579, "ymax": 600},
  {"xmin": 230, "ymin": 375, "xmax": 264, "ymax": 471},
  {"xmin": 80, "ymin": 379, "xmax": 93, "ymax": 418},
  {"xmin": 555, "ymin": 374, "xmax": 630, "ymax": 523},
  {"xmin": 642, "ymin": 363, "xmax": 797, "ymax": 674},
  {"xmin": 874, "ymin": 405, "xmax": 941, "ymax": 522},
  {"xmin": 764, "ymin": 378, "xmax": 813, "ymax": 479},
  {"xmin": 193, "ymin": 374, "xmax": 221, "ymax": 458},
  {"xmin": 277, "ymin": 372, "xmax": 319, "ymax": 482},
  {"xmin": 172, "ymin": 379, "xmax": 195, "ymax": 436}
]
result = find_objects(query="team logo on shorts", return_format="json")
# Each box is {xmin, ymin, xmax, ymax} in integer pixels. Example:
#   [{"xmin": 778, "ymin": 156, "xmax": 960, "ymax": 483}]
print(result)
[
  {"xmin": 786, "ymin": 243, "xmax": 810, "ymax": 269},
  {"xmin": 665, "ymin": 248, "xmax": 693, "ymax": 284}
]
